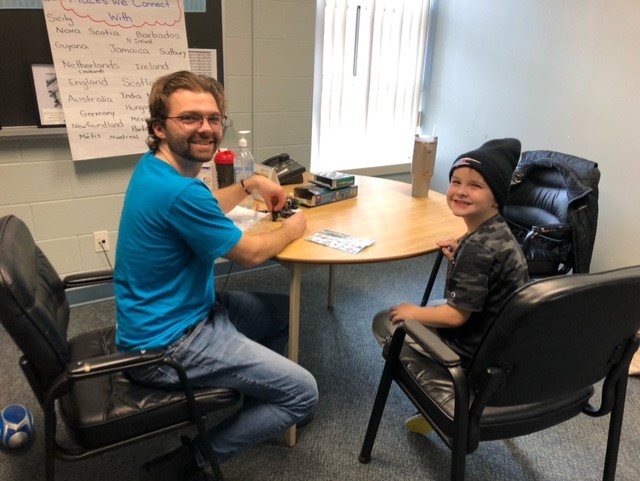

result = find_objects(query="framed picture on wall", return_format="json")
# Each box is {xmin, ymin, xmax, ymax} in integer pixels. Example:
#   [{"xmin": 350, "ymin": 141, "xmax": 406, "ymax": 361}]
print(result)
[{"xmin": 31, "ymin": 64, "xmax": 65, "ymax": 127}]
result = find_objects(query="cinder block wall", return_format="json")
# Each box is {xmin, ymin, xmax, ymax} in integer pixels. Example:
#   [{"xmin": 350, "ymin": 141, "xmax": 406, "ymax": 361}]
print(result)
[{"xmin": 0, "ymin": 0, "xmax": 315, "ymax": 277}]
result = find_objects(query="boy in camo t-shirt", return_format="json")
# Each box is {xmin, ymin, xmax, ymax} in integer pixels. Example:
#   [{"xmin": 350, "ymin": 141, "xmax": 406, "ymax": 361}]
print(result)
[{"xmin": 372, "ymin": 138, "xmax": 529, "ymax": 434}]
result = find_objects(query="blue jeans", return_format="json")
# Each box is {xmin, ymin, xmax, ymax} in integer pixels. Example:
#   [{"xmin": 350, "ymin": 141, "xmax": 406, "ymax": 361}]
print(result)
[{"xmin": 129, "ymin": 291, "xmax": 318, "ymax": 464}]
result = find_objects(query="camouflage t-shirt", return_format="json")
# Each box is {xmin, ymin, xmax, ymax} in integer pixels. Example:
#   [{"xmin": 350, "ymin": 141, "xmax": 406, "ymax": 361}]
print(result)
[{"xmin": 437, "ymin": 214, "xmax": 528, "ymax": 364}]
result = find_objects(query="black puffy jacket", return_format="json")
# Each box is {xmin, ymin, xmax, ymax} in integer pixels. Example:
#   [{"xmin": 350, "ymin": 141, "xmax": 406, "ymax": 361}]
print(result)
[{"xmin": 507, "ymin": 150, "xmax": 600, "ymax": 274}]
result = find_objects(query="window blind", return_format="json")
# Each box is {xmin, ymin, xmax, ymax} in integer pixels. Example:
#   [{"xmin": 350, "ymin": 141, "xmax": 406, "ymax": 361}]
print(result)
[{"xmin": 312, "ymin": 0, "xmax": 431, "ymax": 172}]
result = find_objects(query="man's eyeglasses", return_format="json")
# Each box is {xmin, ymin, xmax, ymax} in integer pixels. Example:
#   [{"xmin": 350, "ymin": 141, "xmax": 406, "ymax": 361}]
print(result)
[{"xmin": 164, "ymin": 114, "xmax": 228, "ymax": 129}]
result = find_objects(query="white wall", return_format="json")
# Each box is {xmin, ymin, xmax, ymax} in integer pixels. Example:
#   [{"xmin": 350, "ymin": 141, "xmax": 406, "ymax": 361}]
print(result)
[
  {"xmin": 423, "ymin": 0, "xmax": 640, "ymax": 272},
  {"xmin": 0, "ymin": 0, "xmax": 316, "ymax": 277}
]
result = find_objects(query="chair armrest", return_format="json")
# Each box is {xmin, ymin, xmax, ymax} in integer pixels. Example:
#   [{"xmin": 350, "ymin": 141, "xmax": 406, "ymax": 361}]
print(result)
[
  {"xmin": 522, "ymin": 223, "xmax": 571, "ymax": 251},
  {"xmin": 67, "ymin": 348, "xmax": 165, "ymax": 379},
  {"xmin": 584, "ymin": 335, "xmax": 640, "ymax": 417},
  {"xmin": 531, "ymin": 223, "xmax": 571, "ymax": 236},
  {"xmin": 403, "ymin": 320, "xmax": 461, "ymax": 367},
  {"xmin": 63, "ymin": 269, "xmax": 114, "ymax": 289}
]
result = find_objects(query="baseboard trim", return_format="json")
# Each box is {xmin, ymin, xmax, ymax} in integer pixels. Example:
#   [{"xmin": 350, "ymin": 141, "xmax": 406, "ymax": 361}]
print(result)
[
  {"xmin": 67, "ymin": 283, "xmax": 115, "ymax": 307},
  {"xmin": 67, "ymin": 260, "xmax": 281, "ymax": 307}
]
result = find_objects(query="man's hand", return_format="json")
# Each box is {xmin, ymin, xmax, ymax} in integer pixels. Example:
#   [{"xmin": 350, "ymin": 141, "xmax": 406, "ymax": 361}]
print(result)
[
  {"xmin": 245, "ymin": 175, "xmax": 286, "ymax": 211},
  {"xmin": 223, "ymin": 203, "xmax": 306, "ymax": 269},
  {"xmin": 280, "ymin": 211, "xmax": 306, "ymax": 240}
]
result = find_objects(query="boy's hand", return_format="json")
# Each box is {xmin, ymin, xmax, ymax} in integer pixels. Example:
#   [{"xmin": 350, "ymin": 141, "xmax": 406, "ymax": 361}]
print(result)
[
  {"xmin": 437, "ymin": 238, "xmax": 459, "ymax": 262},
  {"xmin": 389, "ymin": 303, "xmax": 420, "ymax": 325}
]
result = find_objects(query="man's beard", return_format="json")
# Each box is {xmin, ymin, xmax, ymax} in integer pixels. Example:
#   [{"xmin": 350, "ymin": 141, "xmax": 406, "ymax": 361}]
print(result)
[{"xmin": 165, "ymin": 130, "xmax": 218, "ymax": 164}]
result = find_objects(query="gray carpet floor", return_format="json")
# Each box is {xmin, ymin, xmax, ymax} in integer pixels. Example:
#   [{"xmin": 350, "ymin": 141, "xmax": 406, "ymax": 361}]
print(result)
[{"xmin": 1, "ymin": 254, "xmax": 639, "ymax": 480}]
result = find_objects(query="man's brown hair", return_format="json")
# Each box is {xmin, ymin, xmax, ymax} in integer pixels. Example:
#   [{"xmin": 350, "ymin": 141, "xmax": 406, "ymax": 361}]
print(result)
[{"xmin": 145, "ymin": 70, "xmax": 227, "ymax": 152}]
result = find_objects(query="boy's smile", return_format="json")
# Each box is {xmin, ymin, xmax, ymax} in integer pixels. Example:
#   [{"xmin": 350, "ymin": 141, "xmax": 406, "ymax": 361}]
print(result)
[{"xmin": 447, "ymin": 166, "xmax": 499, "ymax": 231}]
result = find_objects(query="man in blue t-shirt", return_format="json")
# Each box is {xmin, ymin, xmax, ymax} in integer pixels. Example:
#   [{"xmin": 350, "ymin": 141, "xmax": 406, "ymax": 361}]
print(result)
[{"xmin": 115, "ymin": 71, "xmax": 318, "ymax": 481}]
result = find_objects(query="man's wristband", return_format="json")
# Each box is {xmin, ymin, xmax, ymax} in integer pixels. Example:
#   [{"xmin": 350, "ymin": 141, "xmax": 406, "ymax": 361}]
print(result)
[{"xmin": 240, "ymin": 179, "xmax": 251, "ymax": 195}]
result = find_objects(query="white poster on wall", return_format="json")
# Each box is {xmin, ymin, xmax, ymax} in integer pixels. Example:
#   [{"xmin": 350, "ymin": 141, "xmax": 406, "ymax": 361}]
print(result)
[{"xmin": 42, "ymin": 0, "xmax": 190, "ymax": 161}]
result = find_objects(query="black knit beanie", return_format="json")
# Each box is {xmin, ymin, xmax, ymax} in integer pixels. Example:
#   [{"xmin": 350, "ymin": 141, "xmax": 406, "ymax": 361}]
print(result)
[{"xmin": 449, "ymin": 138, "xmax": 521, "ymax": 210}]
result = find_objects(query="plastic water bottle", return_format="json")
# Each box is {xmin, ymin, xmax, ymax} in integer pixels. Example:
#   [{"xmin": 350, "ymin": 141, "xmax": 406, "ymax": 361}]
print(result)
[
  {"xmin": 234, "ymin": 130, "xmax": 254, "ymax": 183},
  {"xmin": 233, "ymin": 131, "xmax": 255, "ymax": 208}
]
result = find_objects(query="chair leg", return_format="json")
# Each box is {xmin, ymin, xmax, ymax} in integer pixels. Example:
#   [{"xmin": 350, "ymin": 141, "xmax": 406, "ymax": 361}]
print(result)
[
  {"xmin": 44, "ymin": 400, "xmax": 57, "ymax": 481},
  {"xmin": 449, "ymin": 367, "xmax": 472, "ymax": 481},
  {"xmin": 360, "ymin": 329, "xmax": 406, "ymax": 464},
  {"xmin": 358, "ymin": 362, "xmax": 394, "ymax": 463},
  {"xmin": 195, "ymin": 415, "xmax": 224, "ymax": 481},
  {"xmin": 602, "ymin": 375, "xmax": 629, "ymax": 481},
  {"xmin": 163, "ymin": 357, "xmax": 226, "ymax": 480},
  {"xmin": 450, "ymin": 437, "xmax": 467, "ymax": 481}
]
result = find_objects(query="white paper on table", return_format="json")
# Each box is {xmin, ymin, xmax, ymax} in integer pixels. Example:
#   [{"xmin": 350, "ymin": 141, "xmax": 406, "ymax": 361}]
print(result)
[
  {"xmin": 305, "ymin": 229, "xmax": 375, "ymax": 254},
  {"xmin": 227, "ymin": 206, "xmax": 268, "ymax": 231}
]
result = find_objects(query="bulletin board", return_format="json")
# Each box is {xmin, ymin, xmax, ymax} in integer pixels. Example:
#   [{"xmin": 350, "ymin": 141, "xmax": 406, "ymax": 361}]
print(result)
[{"xmin": 0, "ymin": 0, "xmax": 223, "ymax": 129}]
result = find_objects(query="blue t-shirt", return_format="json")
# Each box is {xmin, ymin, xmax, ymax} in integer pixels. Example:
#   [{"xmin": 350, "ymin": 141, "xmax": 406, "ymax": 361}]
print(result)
[{"xmin": 114, "ymin": 151, "xmax": 242, "ymax": 350}]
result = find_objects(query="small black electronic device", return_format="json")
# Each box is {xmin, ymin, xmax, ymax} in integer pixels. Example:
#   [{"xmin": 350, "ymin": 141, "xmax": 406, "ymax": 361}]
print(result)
[
  {"xmin": 261, "ymin": 153, "xmax": 306, "ymax": 185},
  {"xmin": 272, "ymin": 195, "xmax": 300, "ymax": 221}
]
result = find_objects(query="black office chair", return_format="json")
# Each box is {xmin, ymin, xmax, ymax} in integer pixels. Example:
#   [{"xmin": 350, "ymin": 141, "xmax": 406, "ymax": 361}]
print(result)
[
  {"xmin": 0, "ymin": 215, "xmax": 240, "ymax": 481},
  {"xmin": 360, "ymin": 266, "xmax": 640, "ymax": 481},
  {"xmin": 419, "ymin": 150, "xmax": 600, "ymax": 305},
  {"xmin": 503, "ymin": 150, "xmax": 600, "ymax": 277}
]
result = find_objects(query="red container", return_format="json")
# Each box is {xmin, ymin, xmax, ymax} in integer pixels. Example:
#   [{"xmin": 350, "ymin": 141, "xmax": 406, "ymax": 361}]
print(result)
[{"xmin": 214, "ymin": 149, "xmax": 235, "ymax": 188}]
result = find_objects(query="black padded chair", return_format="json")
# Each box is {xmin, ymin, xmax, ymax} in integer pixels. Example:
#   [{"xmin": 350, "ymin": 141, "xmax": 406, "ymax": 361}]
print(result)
[
  {"xmin": 420, "ymin": 150, "xmax": 600, "ymax": 305},
  {"xmin": 503, "ymin": 150, "xmax": 600, "ymax": 277},
  {"xmin": 0, "ymin": 215, "xmax": 240, "ymax": 481},
  {"xmin": 360, "ymin": 266, "xmax": 640, "ymax": 481}
]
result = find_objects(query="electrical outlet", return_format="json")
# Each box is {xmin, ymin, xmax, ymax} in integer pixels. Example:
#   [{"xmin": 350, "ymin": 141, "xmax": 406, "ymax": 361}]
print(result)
[{"xmin": 93, "ymin": 231, "xmax": 110, "ymax": 253}]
